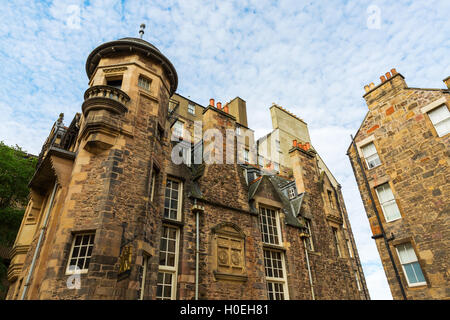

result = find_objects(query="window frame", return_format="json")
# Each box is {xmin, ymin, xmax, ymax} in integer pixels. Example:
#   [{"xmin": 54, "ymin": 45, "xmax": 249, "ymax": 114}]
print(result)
[
  {"xmin": 259, "ymin": 206, "xmax": 283, "ymax": 246},
  {"xmin": 361, "ymin": 142, "xmax": 382, "ymax": 169},
  {"xmin": 427, "ymin": 104, "xmax": 450, "ymax": 137},
  {"xmin": 332, "ymin": 227, "xmax": 342, "ymax": 258},
  {"xmin": 139, "ymin": 254, "xmax": 149, "ymax": 300},
  {"xmin": 263, "ymin": 248, "xmax": 289, "ymax": 300},
  {"xmin": 163, "ymin": 177, "xmax": 183, "ymax": 221},
  {"xmin": 156, "ymin": 225, "xmax": 180, "ymax": 300},
  {"xmin": 395, "ymin": 243, "xmax": 427, "ymax": 287},
  {"xmin": 187, "ymin": 103, "xmax": 195, "ymax": 115},
  {"xmin": 65, "ymin": 232, "xmax": 95, "ymax": 275},
  {"xmin": 138, "ymin": 75, "xmax": 151, "ymax": 91},
  {"xmin": 375, "ymin": 183, "xmax": 402, "ymax": 223},
  {"xmin": 172, "ymin": 121, "xmax": 184, "ymax": 139},
  {"xmin": 304, "ymin": 218, "xmax": 314, "ymax": 251}
]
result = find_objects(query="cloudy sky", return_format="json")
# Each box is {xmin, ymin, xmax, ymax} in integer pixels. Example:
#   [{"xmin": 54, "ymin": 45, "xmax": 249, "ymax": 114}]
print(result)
[{"xmin": 1, "ymin": 0, "xmax": 449, "ymax": 299}]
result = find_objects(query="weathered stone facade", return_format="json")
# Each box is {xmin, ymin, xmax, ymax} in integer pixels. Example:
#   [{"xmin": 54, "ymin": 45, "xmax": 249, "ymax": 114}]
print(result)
[
  {"xmin": 6, "ymin": 36, "xmax": 368, "ymax": 300},
  {"xmin": 348, "ymin": 69, "xmax": 450, "ymax": 300}
]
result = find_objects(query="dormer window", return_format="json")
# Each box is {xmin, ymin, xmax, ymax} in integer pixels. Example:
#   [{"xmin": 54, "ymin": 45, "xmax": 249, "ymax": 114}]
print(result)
[{"xmin": 288, "ymin": 187, "xmax": 295, "ymax": 199}]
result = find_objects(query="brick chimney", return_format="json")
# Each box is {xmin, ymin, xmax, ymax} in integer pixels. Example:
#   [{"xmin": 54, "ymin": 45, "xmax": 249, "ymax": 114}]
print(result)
[{"xmin": 443, "ymin": 76, "xmax": 450, "ymax": 89}]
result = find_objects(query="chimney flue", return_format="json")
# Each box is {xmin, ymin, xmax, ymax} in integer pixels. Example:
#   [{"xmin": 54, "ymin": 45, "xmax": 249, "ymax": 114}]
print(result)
[
  {"xmin": 364, "ymin": 85, "xmax": 370, "ymax": 93},
  {"xmin": 209, "ymin": 98, "xmax": 215, "ymax": 107},
  {"xmin": 369, "ymin": 82, "xmax": 375, "ymax": 90},
  {"xmin": 385, "ymin": 72, "xmax": 391, "ymax": 79},
  {"xmin": 217, "ymin": 102, "xmax": 222, "ymax": 110},
  {"xmin": 391, "ymin": 68, "xmax": 397, "ymax": 75},
  {"xmin": 380, "ymin": 75, "xmax": 386, "ymax": 83},
  {"xmin": 293, "ymin": 140, "xmax": 297, "ymax": 147},
  {"xmin": 223, "ymin": 103, "xmax": 229, "ymax": 113}
]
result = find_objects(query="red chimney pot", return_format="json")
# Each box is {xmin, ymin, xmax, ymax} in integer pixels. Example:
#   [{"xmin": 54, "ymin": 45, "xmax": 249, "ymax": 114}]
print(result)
[
  {"xmin": 209, "ymin": 98, "xmax": 215, "ymax": 107},
  {"xmin": 217, "ymin": 102, "xmax": 222, "ymax": 110},
  {"xmin": 380, "ymin": 75, "xmax": 386, "ymax": 83}
]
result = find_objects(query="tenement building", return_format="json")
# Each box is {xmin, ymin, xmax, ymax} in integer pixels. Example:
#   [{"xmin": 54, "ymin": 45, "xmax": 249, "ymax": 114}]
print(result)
[
  {"xmin": 6, "ymin": 34, "xmax": 368, "ymax": 300},
  {"xmin": 348, "ymin": 69, "xmax": 449, "ymax": 299}
]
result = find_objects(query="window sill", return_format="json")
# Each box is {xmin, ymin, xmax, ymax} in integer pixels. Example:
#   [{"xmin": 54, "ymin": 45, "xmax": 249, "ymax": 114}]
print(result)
[
  {"xmin": 385, "ymin": 217, "xmax": 402, "ymax": 223},
  {"xmin": 263, "ymin": 243, "xmax": 286, "ymax": 251},
  {"xmin": 213, "ymin": 271, "xmax": 248, "ymax": 282},
  {"xmin": 162, "ymin": 218, "xmax": 184, "ymax": 227}
]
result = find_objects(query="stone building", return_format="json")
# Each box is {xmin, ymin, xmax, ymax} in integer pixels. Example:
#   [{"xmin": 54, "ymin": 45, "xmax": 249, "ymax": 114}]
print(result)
[
  {"xmin": 6, "ymin": 35, "xmax": 368, "ymax": 300},
  {"xmin": 347, "ymin": 69, "xmax": 449, "ymax": 299}
]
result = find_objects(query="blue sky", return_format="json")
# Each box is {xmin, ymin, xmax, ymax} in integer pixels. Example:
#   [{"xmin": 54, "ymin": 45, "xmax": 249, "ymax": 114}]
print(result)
[{"xmin": 1, "ymin": 0, "xmax": 449, "ymax": 299}]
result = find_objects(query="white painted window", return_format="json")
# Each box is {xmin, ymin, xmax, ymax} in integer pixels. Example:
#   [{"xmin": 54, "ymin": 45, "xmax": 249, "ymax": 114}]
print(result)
[
  {"xmin": 274, "ymin": 162, "xmax": 279, "ymax": 172},
  {"xmin": 288, "ymin": 187, "xmax": 295, "ymax": 199},
  {"xmin": 187, "ymin": 103, "xmax": 195, "ymax": 115},
  {"xmin": 427, "ymin": 104, "xmax": 450, "ymax": 137},
  {"xmin": 258, "ymin": 155, "xmax": 264, "ymax": 167},
  {"xmin": 259, "ymin": 207, "xmax": 281, "ymax": 245},
  {"xmin": 139, "ymin": 254, "xmax": 149, "ymax": 300},
  {"xmin": 138, "ymin": 76, "xmax": 151, "ymax": 91},
  {"xmin": 173, "ymin": 121, "xmax": 183, "ymax": 138},
  {"xmin": 66, "ymin": 233, "xmax": 95, "ymax": 274},
  {"xmin": 361, "ymin": 142, "xmax": 381, "ymax": 169},
  {"xmin": 396, "ymin": 243, "xmax": 426, "ymax": 287},
  {"xmin": 304, "ymin": 219, "xmax": 314, "ymax": 251},
  {"xmin": 355, "ymin": 271, "xmax": 362, "ymax": 291},
  {"xmin": 236, "ymin": 126, "xmax": 241, "ymax": 135},
  {"xmin": 375, "ymin": 183, "xmax": 401, "ymax": 222},
  {"xmin": 244, "ymin": 149, "xmax": 249, "ymax": 163},
  {"xmin": 332, "ymin": 227, "xmax": 341, "ymax": 257},
  {"xmin": 157, "ymin": 225, "xmax": 179, "ymax": 300},
  {"xmin": 264, "ymin": 249, "xmax": 289, "ymax": 300},
  {"xmin": 164, "ymin": 178, "xmax": 182, "ymax": 221},
  {"xmin": 347, "ymin": 239, "xmax": 353, "ymax": 258}
]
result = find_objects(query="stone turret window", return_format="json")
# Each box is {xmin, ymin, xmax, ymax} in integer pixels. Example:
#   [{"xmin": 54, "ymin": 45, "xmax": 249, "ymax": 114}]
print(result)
[
  {"xmin": 375, "ymin": 183, "xmax": 401, "ymax": 222},
  {"xmin": 427, "ymin": 104, "xmax": 450, "ymax": 137},
  {"xmin": 106, "ymin": 78, "xmax": 122, "ymax": 89},
  {"xmin": 361, "ymin": 142, "xmax": 381, "ymax": 169},
  {"xmin": 395, "ymin": 243, "xmax": 426, "ymax": 287},
  {"xmin": 138, "ymin": 75, "xmax": 151, "ymax": 91},
  {"xmin": 66, "ymin": 233, "xmax": 95, "ymax": 275}
]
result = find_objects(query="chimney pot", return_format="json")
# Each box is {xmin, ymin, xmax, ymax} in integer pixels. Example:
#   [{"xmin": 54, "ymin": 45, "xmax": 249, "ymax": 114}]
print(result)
[
  {"xmin": 391, "ymin": 68, "xmax": 397, "ymax": 75},
  {"xmin": 223, "ymin": 104, "xmax": 229, "ymax": 113},
  {"xmin": 385, "ymin": 72, "xmax": 391, "ymax": 79},
  {"xmin": 380, "ymin": 75, "xmax": 386, "ymax": 83},
  {"xmin": 217, "ymin": 102, "xmax": 222, "ymax": 110},
  {"xmin": 364, "ymin": 85, "xmax": 370, "ymax": 93},
  {"xmin": 210, "ymin": 98, "xmax": 215, "ymax": 107},
  {"xmin": 369, "ymin": 82, "xmax": 375, "ymax": 89},
  {"xmin": 305, "ymin": 142, "xmax": 310, "ymax": 150},
  {"xmin": 293, "ymin": 140, "xmax": 297, "ymax": 147}
]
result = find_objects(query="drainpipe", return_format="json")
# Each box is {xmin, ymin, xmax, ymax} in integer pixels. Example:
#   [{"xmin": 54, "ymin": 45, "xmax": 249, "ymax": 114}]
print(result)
[
  {"xmin": 302, "ymin": 238, "xmax": 315, "ymax": 300},
  {"xmin": 193, "ymin": 198, "xmax": 200, "ymax": 300},
  {"xmin": 348, "ymin": 135, "xmax": 407, "ymax": 300},
  {"xmin": 21, "ymin": 181, "xmax": 58, "ymax": 300}
]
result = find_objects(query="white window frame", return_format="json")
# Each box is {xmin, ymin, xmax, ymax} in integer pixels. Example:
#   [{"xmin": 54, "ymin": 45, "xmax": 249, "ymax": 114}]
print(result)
[
  {"xmin": 243, "ymin": 149, "xmax": 249, "ymax": 163},
  {"xmin": 259, "ymin": 206, "xmax": 283, "ymax": 246},
  {"xmin": 138, "ymin": 75, "xmax": 151, "ymax": 91},
  {"xmin": 139, "ymin": 254, "xmax": 149, "ymax": 300},
  {"xmin": 150, "ymin": 167, "xmax": 157, "ymax": 202},
  {"xmin": 236, "ymin": 126, "xmax": 241, "ymax": 136},
  {"xmin": 163, "ymin": 178, "xmax": 183, "ymax": 221},
  {"xmin": 361, "ymin": 142, "xmax": 382, "ymax": 169},
  {"xmin": 66, "ymin": 233, "xmax": 95, "ymax": 275},
  {"xmin": 395, "ymin": 243, "xmax": 427, "ymax": 287},
  {"xmin": 157, "ymin": 225, "xmax": 180, "ymax": 300},
  {"xmin": 172, "ymin": 121, "xmax": 184, "ymax": 139},
  {"xmin": 375, "ymin": 183, "xmax": 401, "ymax": 222},
  {"xmin": 187, "ymin": 103, "xmax": 195, "ymax": 115},
  {"xmin": 355, "ymin": 271, "xmax": 362, "ymax": 291},
  {"xmin": 263, "ymin": 249, "xmax": 289, "ymax": 300},
  {"xmin": 304, "ymin": 219, "xmax": 314, "ymax": 251},
  {"xmin": 288, "ymin": 187, "xmax": 295, "ymax": 199},
  {"xmin": 332, "ymin": 227, "xmax": 342, "ymax": 258},
  {"xmin": 346, "ymin": 239, "xmax": 353, "ymax": 258},
  {"xmin": 427, "ymin": 104, "xmax": 450, "ymax": 137}
]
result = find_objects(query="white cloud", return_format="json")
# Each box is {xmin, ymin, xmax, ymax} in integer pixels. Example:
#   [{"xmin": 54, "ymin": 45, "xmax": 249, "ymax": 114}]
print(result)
[{"xmin": 1, "ymin": 0, "xmax": 448, "ymax": 300}]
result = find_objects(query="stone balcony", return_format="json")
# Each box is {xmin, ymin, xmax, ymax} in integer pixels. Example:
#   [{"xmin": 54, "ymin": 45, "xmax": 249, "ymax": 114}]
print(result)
[{"xmin": 81, "ymin": 85, "xmax": 130, "ymax": 117}]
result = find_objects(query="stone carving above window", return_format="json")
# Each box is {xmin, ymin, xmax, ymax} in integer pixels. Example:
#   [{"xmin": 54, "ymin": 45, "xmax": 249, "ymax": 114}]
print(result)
[{"xmin": 211, "ymin": 223, "xmax": 247, "ymax": 282}]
